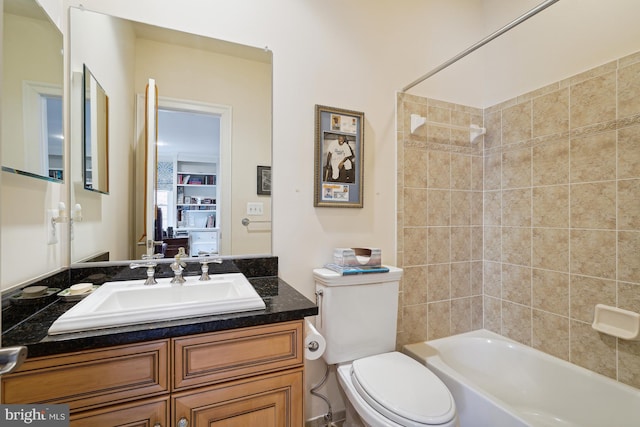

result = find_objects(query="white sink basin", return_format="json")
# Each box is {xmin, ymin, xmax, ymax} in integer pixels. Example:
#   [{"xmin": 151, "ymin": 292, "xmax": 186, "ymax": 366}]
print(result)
[{"xmin": 48, "ymin": 273, "xmax": 266, "ymax": 335}]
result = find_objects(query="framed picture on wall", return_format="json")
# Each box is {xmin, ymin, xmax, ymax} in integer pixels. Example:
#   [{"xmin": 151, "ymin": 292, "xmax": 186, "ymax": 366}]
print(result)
[
  {"xmin": 257, "ymin": 165, "xmax": 271, "ymax": 195},
  {"xmin": 314, "ymin": 104, "xmax": 364, "ymax": 208}
]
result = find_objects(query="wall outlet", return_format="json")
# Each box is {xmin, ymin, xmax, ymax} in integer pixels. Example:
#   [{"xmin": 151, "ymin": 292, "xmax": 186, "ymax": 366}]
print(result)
[
  {"xmin": 247, "ymin": 202, "xmax": 264, "ymax": 216},
  {"xmin": 47, "ymin": 209, "xmax": 59, "ymax": 245}
]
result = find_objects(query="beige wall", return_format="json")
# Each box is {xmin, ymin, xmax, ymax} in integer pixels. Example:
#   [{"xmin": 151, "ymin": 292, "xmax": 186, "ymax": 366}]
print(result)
[{"xmin": 397, "ymin": 50, "xmax": 640, "ymax": 389}]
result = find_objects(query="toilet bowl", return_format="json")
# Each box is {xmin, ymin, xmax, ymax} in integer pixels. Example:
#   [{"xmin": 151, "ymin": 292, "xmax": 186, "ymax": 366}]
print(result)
[
  {"xmin": 337, "ymin": 352, "xmax": 458, "ymax": 427},
  {"xmin": 313, "ymin": 267, "xmax": 458, "ymax": 427}
]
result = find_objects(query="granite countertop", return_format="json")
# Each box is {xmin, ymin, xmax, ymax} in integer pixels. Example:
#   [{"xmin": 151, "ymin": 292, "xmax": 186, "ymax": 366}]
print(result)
[{"xmin": 1, "ymin": 258, "xmax": 318, "ymax": 358}]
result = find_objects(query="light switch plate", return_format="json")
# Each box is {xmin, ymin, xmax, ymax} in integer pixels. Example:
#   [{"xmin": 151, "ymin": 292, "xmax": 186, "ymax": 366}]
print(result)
[{"xmin": 247, "ymin": 202, "xmax": 264, "ymax": 216}]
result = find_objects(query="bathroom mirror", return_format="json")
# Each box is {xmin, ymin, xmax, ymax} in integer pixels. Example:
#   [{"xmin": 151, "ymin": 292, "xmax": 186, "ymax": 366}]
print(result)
[
  {"xmin": 82, "ymin": 64, "xmax": 109, "ymax": 194},
  {"xmin": 1, "ymin": 0, "xmax": 64, "ymax": 182},
  {"xmin": 69, "ymin": 7, "xmax": 272, "ymax": 265}
]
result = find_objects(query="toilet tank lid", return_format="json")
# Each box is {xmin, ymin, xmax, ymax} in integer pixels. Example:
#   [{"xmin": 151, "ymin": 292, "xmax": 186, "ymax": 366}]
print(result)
[{"xmin": 313, "ymin": 266, "xmax": 402, "ymax": 286}]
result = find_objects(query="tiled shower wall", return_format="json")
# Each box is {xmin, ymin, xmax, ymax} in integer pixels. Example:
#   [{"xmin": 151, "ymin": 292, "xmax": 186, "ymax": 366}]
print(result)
[
  {"xmin": 396, "ymin": 95, "xmax": 485, "ymax": 344},
  {"xmin": 397, "ymin": 50, "xmax": 640, "ymax": 389}
]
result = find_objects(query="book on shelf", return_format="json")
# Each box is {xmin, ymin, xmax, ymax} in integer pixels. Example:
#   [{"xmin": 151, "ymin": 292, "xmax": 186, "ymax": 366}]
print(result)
[{"xmin": 324, "ymin": 263, "xmax": 390, "ymax": 275}]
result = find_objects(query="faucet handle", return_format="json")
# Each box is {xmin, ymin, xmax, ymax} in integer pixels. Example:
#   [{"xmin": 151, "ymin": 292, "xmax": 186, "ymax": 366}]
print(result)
[
  {"xmin": 143, "ymin": 253, "xmax": 164, "ymax": 260},
  {"xmin": 129, "ymin": 261, "xmax": 158, "ymax": 285},
  {"xmin": 197, "ymin": 254, "xmax": 221, "ymax": 281},
  {"xmin": 174, "ymin": 247, "xmax": 187, "ymax": 267}
]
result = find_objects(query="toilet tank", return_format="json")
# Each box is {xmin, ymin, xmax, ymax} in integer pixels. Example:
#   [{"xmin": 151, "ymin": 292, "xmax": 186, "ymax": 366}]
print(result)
[{"xmin": 313, "ymin": 266, "xmax": 403, "ymax": 365}]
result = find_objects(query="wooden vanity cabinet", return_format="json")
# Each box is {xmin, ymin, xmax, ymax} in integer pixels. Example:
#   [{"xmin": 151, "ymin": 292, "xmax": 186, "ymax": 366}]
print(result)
[{"xmin": 1, "ymin": 320, "xmax": 304, "ymax": 427}]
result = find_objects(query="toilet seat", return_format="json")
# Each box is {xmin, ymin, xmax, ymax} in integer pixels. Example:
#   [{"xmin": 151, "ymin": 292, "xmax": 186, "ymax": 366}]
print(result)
[{"xmin": 350, "ymin": 352, "xmax": 456, "ymax": 426}]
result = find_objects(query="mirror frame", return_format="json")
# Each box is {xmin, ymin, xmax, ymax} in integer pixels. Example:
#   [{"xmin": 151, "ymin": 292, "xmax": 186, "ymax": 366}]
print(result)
[{"xmin": 82, "ymin": 64, "xmax": 110, "ymax": 194}]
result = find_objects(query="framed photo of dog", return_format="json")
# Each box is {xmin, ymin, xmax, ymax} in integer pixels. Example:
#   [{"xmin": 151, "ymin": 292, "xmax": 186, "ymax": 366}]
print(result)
[{"xmin": 314, "ymin": 104, "xmax": 364, "ymax": 208}]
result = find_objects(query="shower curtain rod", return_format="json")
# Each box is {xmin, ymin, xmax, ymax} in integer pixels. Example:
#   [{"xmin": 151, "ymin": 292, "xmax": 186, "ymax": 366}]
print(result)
[{"xmin": 402, "ymin": 0, "xmax": 561, "ymax": 92}]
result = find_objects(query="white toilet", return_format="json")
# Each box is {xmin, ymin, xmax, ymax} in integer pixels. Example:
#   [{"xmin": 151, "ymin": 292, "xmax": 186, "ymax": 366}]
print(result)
[{"xmin": 313, "ymin": 266, "xmax": 458, "ymax": 427}]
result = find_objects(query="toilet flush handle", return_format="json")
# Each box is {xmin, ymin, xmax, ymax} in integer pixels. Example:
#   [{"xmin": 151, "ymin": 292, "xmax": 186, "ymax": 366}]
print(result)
[{"xmin": 315, "ymin": 289, "xmax": 324, "ymax": 329}]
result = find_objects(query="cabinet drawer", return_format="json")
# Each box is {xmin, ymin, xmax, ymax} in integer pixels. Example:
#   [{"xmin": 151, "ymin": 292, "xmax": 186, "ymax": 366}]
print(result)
[
  {"xmin": 70, "ymin": 395, "xmax": 169, "ymax": 427},
  {"xmin": 173, "ymin": 320, "xmax": 303, "ymax": 390},
  {"xmin": 1, "ymin": 340, "xmax": 169, "ymax": 412},
  {"xmin": 172, "ymin": 368, "xmax": 303, "ymax": 427}
]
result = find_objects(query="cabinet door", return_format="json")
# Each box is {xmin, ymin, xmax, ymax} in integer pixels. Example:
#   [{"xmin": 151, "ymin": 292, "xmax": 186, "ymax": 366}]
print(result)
[
  {"xmin": 70, "ymin": 396, "xmax": 169, "ymax": 427},
  {"xmin": 173, "ymin": 368, "xmax": 303, "ymax": 427}
]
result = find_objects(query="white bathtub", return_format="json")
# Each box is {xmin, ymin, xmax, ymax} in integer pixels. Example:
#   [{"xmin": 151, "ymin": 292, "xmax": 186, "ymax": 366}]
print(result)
[{"xmin": 403, "ymin": 329, "xmax": 640, "ymax": 427}]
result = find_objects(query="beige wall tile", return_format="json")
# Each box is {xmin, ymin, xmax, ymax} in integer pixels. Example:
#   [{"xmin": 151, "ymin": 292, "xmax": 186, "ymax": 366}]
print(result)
[
  {"xmin": 428, "ymin": 189, "xmax": 451, "ymax": 226},
  {"xmin": 484, "ymin": 261, "xmax": 502, "ymax": 298},
  {"xmin": 404, "ymin": 147, "xmax": 428, "ymax": 188},
  {"xmin": 532, "ymin": 185, "xmax": 569, "ymax": 228},
  {"xmin": 427, "ymin": 227, "xmax": 450, "ymax": 264},
  {"xmin": 618, "ymin": 231, "xmax": 640, "ymax": 283},
  {"xmin": 451, "ymin": 298, "xmax": 472, "ymax": 335},
  {"xmin": 570, "ymin": 131, "xmax": 616, "ymax": 183},
  {"xmin": 502, "ymin": 227, "xmax": 531, "ymax": 266},
  {"xmin": 484, "ymin": 190, "xmax": 502, "ymax": 226},
  {"xmin": 428, "ymin": 150, "xmax": 451, "ymax": 189},
  {"xmin": 403, "ymin": 227, "xmax": 428, "ymax": 266},
  {"xmin": 428, "ymin": 301, "xmax": 451, "ymax": 340},
  {"xmin": 532, "ymin": 269, "xmax": 569, "ymax": 316},
  {"xmin": 532, "ymin": 228, "xmax": 569, "ymax": 272},
  {"xmin": 484, "ymin": 153, "xmax": 502, "ymax": 190},
  {"xmin": 532, "ymin": 310, "xmax": 570, "ymax": 361},
  {"xmin": 618, "ymin": 340, "xmax": 640, "ymax": 389},
  {"xmin": 428, "ymin": 124, "xmax": 450, "ymax": 145},
  {"xmin": 471, "ymin": 296, "xmax": 483, "ymax": 329},
  {"xmin": 427, "ymin": 263, "xmax": 450, "ymax": 302},
  {"xmin": 570, "ymin": 182, "xmax": 616, "ymax": 229},
  {"xmin": 618, "ymin": 61, "xmax": 640, "ymax": 119},
  {"xmin": 533, "ymin": 88, "xmax": 569, "ymax": 137},
  {"xmin": 484, "ymin": 110, "xmax": 502, "ymax": 149},
  {"xmin": 471, "ymin": 192, "xmax": 483, "ymax": 226},
  {"xmin": 451, "ymin": 154, "xmax": 472, "ymax": 190},
  {"xmin": 402, "ymin": 304, "xmax": 428, "ymax": 343},
  {"xmin": 502, "ymin": 264, "xmax": 531, "ymax": 305},
  {"xmin": 450, "ymin": 191, "xmax": 471, "ymax": 226},
  {"xmin": 484, "ymin": 226, "xmax": 501, "ymax": 262},
  {"xmin": 502, "ymin": 301, "xmax": 531, "ymax": 345},
  {"xmin": 471, "ymin": 156, "xmax": 484, "ymax": 191},
  {"xmin": 570, "ymin": 321, "xmax": 616, "ymax": 379},
  {"xmin": 403, "ymin": 188, "xmax": 428, "ymax": 227},
  {"xmin": 618, "ymin": 179, "xmax": 640, "ymax": 230},
  {"xmin": 451, "ymin": 262, "xmax": 471, "ymax": 298},
  {"xmin": 618, "ymin": 125, "xmax": 640, "ymax": 179},
  {"xmin": 570, "ymin": 72, "xmax": 616, "ymax": 129},
  {"xmin": 471, "ymin": 226, "xmax": 483, "ymax": 261},
  {"xmin": 502, "ymin": 148, "xmax": 532, "ymax": 189},
  {"xmin": 532, "ymin": 137, "xmax": 570, "ymax": 186},
  {"xmin": 451, "ymin": 227, "xmax": 471, "ymax": 262},
  {"xmin": 618, "ymin": 282, "xmax": 640, "ymax": 313},
  {"xmin": 570, "ymin": 229, "xmax": 616, "ymax": 279},
  {"xmin": 403, "ymin": 266, "xmax": 428, "ymax": 305},
  {"xmin": 502, "ymin": 101, "xmax": 532, "ymax": 144},
  {"xmin": 502, "ymin": 188, "xmax": 532, "ymax": 227},
  {"xmin": 471, "ymin": 261, "xmax": 483, "ymax": 295},
  {"xmin": 484, "ymin": 296, "xmax": 501, "ymax": 333},
  {"xmin": 570, "ymin": 275, "xmax": 616, "ymax": 323}
]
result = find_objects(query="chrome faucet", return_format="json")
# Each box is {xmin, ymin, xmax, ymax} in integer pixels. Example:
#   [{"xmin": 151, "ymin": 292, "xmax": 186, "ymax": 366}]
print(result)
[
  {"xmin": 130, "ymin": 262, "xmax": 157, "ymax": 286},
  {"xmin": 198, "ymin": 252, "xmax": 223, "ymax": 281},
  {"xmin": 170, "ymin": 247, "xmax": 187, "ymax": 284}
]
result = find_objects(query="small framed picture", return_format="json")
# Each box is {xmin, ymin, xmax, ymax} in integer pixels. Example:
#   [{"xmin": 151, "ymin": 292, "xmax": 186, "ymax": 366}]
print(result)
[
  {"xmin": 257, "ymin": 165, "xmax": 271, "ymax": 195},
  {"xmin": 314, "ymin": 105, "xmax": 364, "ymax": 208}
]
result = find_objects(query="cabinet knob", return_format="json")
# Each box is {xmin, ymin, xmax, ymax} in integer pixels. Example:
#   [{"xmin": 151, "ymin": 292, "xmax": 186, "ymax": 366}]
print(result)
[
  {"xmin": 177, "ymin": 417, "xmax": 189, "ymax": 427},
  {"xmin": 153, "ymin": 424, "xmax": 162, "ymax": 427}
]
